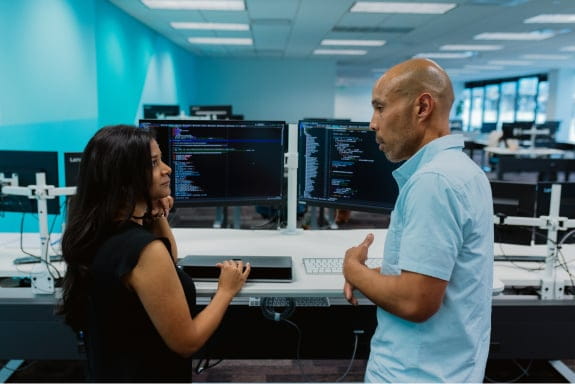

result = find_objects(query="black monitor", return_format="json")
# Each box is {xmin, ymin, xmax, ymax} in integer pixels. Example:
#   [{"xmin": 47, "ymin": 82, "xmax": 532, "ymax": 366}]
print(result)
[
  {"xmin": 189, "ymin": 105, "xmax": 232, "ymax": 119},
  {"xmin": 139, "ymin": 119, "xmax": 287, "ymax": 207},
  {"xmin": 491, "ymin": 181, "xmax": 537, "ymax": 245},
  {"xmin": 143, "ymin": 104, "xmax": 181, "ymax": 119},
  {"xmin": 533, "ymin": 121, "xmax": 560, "ymax": 147},
  {"xmin": 480, "ymin": 122, "xmax": 497, "ymax": 134},
  {"xmin": 303, "ymin": 118, "xmax": 352, "ymax": 123},
  {"xmin": 0, "ymin": 150, "xmax": 60, "ymax": 215},
  {"xmin": 449, "ymin": 119, "xmax": 463, "ymax": 132},
  {"xmin": 501, "ymin": 121, "xmax": 535, "ymax": 142},
  {"xmin": 534, "ymin": 182, "xmax": 575, "ymax": 244},
  {"xmin": 64, "ymin": 152, "xmax": 83, "ymax": 187},
  {"xmin": 297, "ymin": 120, "xmax": 400, "ymax": 213}
]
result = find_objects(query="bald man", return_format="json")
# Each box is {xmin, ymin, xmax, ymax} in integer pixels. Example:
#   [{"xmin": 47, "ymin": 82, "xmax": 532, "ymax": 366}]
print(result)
[{"xmin": 343, "ymin": 58, "xmax": 493, "ymax": 383}]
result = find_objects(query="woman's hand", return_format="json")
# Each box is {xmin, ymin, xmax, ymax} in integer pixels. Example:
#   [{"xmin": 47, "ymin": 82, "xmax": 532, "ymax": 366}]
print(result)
[
  {"xmin": 216, "ymin": 260, "xmax": 251, "ymax": 298},
  {"xmin": 151, "ymin": 196, "xmax": 174, "ymax": 218}
]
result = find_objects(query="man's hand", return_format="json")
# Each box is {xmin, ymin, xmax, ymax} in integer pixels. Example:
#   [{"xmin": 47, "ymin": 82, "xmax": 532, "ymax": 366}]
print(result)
[{"xmin": 343, "ymin": 233, "xmax": 374, "ymax": 305}]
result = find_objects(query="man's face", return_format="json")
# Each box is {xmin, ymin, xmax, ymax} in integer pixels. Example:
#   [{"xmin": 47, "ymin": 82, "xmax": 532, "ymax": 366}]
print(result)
[{"xmin": 369, "ymin": 79, "xmax": 419, "ymax": 163}]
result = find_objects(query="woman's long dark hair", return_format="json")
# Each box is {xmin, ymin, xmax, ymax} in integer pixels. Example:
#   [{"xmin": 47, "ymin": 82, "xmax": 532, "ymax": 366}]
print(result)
[{"xmin": 58, "ymin": 125, "xmax": 155, "ymax": 331}]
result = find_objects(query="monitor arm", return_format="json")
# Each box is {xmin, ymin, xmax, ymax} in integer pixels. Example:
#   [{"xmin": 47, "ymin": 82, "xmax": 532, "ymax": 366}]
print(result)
[
  {"xmin": 1, "ymin": 172, "xmax": 76, "ymax": 295},
  {"xmin": 494, "ymin": 184, "xmax": 575, "ymax": 300}
]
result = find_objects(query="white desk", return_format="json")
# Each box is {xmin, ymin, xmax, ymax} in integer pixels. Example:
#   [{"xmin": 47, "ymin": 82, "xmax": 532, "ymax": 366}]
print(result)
[
  {"xmin": 1, "ymin": 229, "xmax": 575, "ymax": 362},
  {"xmin": 2, "ymin": 229, "xmax": 574, "ymax": 296},
  {"xmin": 484, "ymin": 146, "xmax": 566, "ymax": 157}
]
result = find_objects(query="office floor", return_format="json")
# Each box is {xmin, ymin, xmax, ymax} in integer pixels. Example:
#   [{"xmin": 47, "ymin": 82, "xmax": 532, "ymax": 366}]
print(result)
[{"xmin": 2, "ymin": 358, "xmax": 575, "ymax": 382}]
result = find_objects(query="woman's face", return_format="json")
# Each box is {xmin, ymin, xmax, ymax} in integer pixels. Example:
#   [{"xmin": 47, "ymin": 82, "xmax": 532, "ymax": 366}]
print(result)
[{"xmin": 149, "ymin": 139, "xmax": 172, "ymax": 199}]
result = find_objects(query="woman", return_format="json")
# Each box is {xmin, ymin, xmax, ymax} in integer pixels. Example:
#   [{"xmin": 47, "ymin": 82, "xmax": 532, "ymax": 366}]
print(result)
[{"xmin": 58, "ymin": 125, "xmax": 250, "ymax": 382}]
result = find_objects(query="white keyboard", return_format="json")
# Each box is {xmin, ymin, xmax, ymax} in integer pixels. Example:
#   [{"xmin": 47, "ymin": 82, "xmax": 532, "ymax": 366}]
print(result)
[{"xmin": 303, "ymin": 257, "xmax": 383, "ymax": 274}]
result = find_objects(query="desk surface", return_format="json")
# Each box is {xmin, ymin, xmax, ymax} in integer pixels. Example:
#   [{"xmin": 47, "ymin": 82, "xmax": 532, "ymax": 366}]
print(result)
[
  {"xmin": 2, "ymin": 229, "xmax": 574, "ymax": 298},
  {"xmin": 484, "ymin": 146, "xmax": 566, "ymax": 157}
]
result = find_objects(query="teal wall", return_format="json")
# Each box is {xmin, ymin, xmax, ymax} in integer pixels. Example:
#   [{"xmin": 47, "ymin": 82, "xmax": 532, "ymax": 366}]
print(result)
[{"xmin": 0, "ymin": 0, "xmax": 199, "ymax": 232}]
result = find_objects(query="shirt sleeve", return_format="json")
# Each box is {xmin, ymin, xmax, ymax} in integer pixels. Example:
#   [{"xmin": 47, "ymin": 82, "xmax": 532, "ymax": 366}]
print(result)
[
  {"xmin": 114, "ymin": 229, "xmax": 172, "ymax": 279},
  {"xmin": 397, "ymin": 172, "xmax": 465, "ymax": 281}
]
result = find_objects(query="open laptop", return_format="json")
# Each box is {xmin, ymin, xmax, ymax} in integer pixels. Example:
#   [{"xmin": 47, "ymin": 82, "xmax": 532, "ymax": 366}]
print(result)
[{"xmin": 178, "ymin": 255, "xmax": 293, "ymax": 283}]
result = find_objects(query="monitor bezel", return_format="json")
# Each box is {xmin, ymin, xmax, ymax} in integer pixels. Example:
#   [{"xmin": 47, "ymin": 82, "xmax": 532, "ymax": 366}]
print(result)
[
  {"xmin": 297, "ymin": 120, "xmax": 400, "ymax": 214},
  {"xmin": 139, "ymin": 119, "xmax": 288, "ymax": 208}
]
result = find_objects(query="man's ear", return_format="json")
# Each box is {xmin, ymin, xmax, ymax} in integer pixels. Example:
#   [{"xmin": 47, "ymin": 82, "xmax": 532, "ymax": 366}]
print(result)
[{"xmin": 416, "ymin": 93, "xmax": 434, "ymax": 119}]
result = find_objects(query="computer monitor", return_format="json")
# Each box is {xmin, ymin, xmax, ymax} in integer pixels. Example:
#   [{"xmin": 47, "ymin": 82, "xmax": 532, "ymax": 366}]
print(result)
[
  {"xmin": 534, "ymin": 182, "xmax": 575, "ymax": 244},
  {"xmin": 501, "ymin": 121, "xmax": 535, "ymax": 142},
  {"xmin": 297, "ymin": 120, "xmax": 400, "ymax": 213},
  {"xmin": 533, "ymin": 121, "xmax": 560, "ymax": 147},
  {"xmin": 449, "ymin": 119, "xmax": 463, "ymax": 132},
  {"xmin": 139, "ymin": 119, "xmax": 287, "ymax": 207},
  {"xmin": 143, "ymin": 104, "xmax": 181, "ymax": 119},
  {"xmin": 303, "ymin": 118, "xmax": 352, "ymax": 123},
  {"xmin": 490, "ymin": 181, "xmax": 537, "ymax": 245},
  {"xmin": 189, "ymin": 105, "xmax": 232, "ymax": 119},
  {"xmin": 64, "ymin": 152, "xmax": 83, "ymax": 187},
  {"xmin": 0, "ymin": 150, "xmax": 60, "ymax": 215},
  {"xmin": 480, "ymin": 122, "xmax": 497, "ymax": 134}
]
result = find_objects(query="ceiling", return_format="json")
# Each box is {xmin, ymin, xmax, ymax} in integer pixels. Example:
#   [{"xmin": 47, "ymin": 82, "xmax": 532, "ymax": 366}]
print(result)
[{"xmin": 109, "ymin": 0, "xmax": 575, "ymax": 84}]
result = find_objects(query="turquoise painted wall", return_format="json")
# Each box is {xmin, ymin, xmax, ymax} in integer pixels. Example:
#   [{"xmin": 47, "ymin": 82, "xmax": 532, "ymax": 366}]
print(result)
[{"xmin": 0, "ymin": 0, "xmax": 199, "ymax": 233}]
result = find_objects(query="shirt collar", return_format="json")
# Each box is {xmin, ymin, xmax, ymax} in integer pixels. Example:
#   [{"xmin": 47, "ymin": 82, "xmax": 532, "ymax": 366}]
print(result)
[{"xmin": 392, "ymin": 134, "xmax": 464, "ymax": 188}]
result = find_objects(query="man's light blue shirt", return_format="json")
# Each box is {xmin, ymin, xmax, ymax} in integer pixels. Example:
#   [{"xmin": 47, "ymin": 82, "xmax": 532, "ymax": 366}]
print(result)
[{"xmin": 365, "ymin": 134, "xmax": 494, "ymax": 383}]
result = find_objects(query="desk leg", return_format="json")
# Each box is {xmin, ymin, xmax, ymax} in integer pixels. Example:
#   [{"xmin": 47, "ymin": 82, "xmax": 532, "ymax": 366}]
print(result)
[
  {"xmin": 549, "ymin": 360, "xmax": 575, "ymax": 383},
  {"xmin": 0, "ymin": 359, "xmax": 24, "ymax": 383}
]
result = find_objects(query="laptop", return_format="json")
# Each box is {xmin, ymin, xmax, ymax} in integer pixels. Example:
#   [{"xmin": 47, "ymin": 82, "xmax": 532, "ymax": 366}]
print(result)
[{"xmin": 178, "ymin": 255, "xmax": 293, "ymax": 283}]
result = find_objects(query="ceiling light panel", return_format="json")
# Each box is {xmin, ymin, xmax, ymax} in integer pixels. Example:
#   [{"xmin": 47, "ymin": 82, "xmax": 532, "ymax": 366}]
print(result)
[
  {"xmin": 474, "ymin": 31, "xmax": 555, "ymax": 40},
  {"xmin": 321, "ymin": 39, "xmax": 386, "ymax": 47},
  {"xmin": 351, "ymin": 1, "xmax": 456, "ymax": 14},
  {"xmin": 413, "ymin": 52, "xmax": 474, "ymax": 59},
  {"xmin": 465, "ymin": 64, "xmax": 504, "ymax": 70},
  {"xmin": 171, "ymin": 22, "xmax": 249, "ymax": 30},
  {"xmin": 488, "ymin": 60, "xmax": 533, "ymax": 66},
  {"xmin": 440, "ymin": 44, "xmax": 502, "ymax": 51},
  {"xmin": 314, "ymin": 49, "xmax": 367, "ymax": 55},
  {"xmin": 521, "ymin": 54, "xmax": 571, "ymax": 60},
  {"xmin": 524, "ymin": 14, "xmax": 575, "ymax": 23},
  {"xmin": 188, "ymin": 37, "xmax": 253, "ymax": 45},
  {"xmin": 142, "ymin": 0, "xmax": 245, "ymax": 10},
  {"xmin": 560, "ymin": 46, "xmax": 575, "ymax": 52}
]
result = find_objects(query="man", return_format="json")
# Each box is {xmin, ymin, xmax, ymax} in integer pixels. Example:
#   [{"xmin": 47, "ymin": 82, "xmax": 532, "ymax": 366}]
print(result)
[{"xmin": 342, "ymin": 58, "xmax": 493, "ymax": 383}]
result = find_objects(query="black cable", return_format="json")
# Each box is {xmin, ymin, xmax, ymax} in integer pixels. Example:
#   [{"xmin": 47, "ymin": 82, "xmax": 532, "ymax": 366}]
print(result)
[
  {"xmin": 282, "ymin": 318, "xmax": 308, "ymax": 382},
  {"xmin": 485, "ymin": 359, "xmax": 533, "ymax": 383},
  {"xmin": 335, "ymin": 332, "xmax": 360, "ymax": 382},
  {"xmin": 194, "ymin": 358, "xmax": 223, "ymax": 374}
]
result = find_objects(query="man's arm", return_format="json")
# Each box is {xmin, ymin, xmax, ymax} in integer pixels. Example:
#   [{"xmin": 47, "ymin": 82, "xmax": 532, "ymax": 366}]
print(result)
[{"xmin": 343, "ymin": 234, "xmax": 447, "ymax": 323}]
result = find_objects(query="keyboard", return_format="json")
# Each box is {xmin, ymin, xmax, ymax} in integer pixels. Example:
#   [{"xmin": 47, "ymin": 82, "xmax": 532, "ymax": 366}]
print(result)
[
  {"xmin": 303, "ymin": 257, "xmax": 383, "ymax": 275},
  {"xmin": 249, "ymin": 296, "xmax": 331, "ymax": 307}
]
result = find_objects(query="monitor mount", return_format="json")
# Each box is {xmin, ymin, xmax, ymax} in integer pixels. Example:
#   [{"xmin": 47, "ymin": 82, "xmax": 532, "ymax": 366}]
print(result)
[
  {"xmin": 494, "ymin": 184, "xmax": 575, "ymax": 300},
  {"xmin": 1, "ymin": 172, "xmax": 76, "ymax": 294}
]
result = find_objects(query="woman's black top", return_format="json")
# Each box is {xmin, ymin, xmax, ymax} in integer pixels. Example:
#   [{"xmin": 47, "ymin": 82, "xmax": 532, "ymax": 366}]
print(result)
[{"xmin": 86, "ymin": 221, "xmax": 196, "ymax": 382}]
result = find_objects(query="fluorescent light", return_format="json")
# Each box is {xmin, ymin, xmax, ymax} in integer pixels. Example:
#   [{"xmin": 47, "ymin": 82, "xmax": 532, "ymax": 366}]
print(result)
[
  {"xmin": 351, "ymin": 1, "xmax": 456, "ymax": 14},
  {"xmin": 465, "ymin": 64, "xmax": 504, "ymax": 70},
  {"xmin": 521, "ymin": 54, "xmax": 571, "ymax": 60},
  {"xmin": 440, "ymin": 44, "xmax": 502, "ymax": 51},
  {"xmin": 560, "ymin": 46, "xmax": 575, "ymax": 52},
  {"xmin": 171, "ymin": 22, "xmax": 249, "ymax": 31},
  {"xmin": 524, "ymin": 14, "xmax": 575, "ymax": 23},
  {"xmin": 142, "ymin": 0, "xmax": 245, "ymax": 10},
  {"xmin": 413, "ymin": 52, "xmax": 474, "ymax": 59},
  {"xmin": 488, "ymin": 60, "xmax": 533, "ymax": 66},
  {"xmin": 474, "ymin": 31, "xmax": 554, "ymax": 40},
  {"xmin": 313, "ymin": 49, "xmax": 367, "ymax": 55},
  {"xmin": 188, "ymin": 37, "xmax": 252, "ymax": 45},
  {"xmin": 321, "ymin": 39, "xmax": 385, "ymax": 47}
]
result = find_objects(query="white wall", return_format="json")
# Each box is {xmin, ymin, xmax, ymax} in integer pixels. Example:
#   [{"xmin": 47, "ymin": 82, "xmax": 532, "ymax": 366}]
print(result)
[
  {"xmin": 195, "ymin": 58, "xmax": 336, "ymax": 123},
  {"xmin": 546, "ymin": 68, "xmax": 575, "ymax": 142}
]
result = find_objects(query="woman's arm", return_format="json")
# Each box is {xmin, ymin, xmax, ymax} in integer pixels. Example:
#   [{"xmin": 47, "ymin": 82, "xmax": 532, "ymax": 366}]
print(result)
[{"xmin": 125, "ymin": 240, "xmax": 249, "ymax": 357}]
